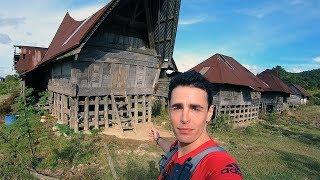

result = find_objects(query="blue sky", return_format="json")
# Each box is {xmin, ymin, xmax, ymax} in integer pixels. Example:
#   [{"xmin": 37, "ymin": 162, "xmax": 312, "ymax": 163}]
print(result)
[{"xmin": 0, "ymin": 0, "xmax": 319, "ymax": 76}]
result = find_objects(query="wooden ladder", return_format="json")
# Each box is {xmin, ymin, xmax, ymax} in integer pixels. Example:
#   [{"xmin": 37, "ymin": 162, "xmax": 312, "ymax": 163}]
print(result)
[{"xmin": 111, "ymin": 92, "xmax": 134, "ymax": 131}]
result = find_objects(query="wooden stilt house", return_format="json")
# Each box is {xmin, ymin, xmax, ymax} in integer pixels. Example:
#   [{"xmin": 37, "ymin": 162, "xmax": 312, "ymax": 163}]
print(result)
[
  {"xmin": 13, "ymin": 0, "xmax": 181, "ymax": 132},
  {"xmin": 287, "ymin": 84, "xmax": 310, "ymax": 106},
  {"xmin": 257, "ymin": 69, "xmax": 291, "ymax": 113},
  {"xmin": 191, "ymin": 54, "xmax": 268, "ymax": 124}
]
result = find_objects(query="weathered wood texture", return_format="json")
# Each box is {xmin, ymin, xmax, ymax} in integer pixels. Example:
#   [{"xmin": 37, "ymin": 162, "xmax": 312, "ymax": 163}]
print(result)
[
  {"xmin": 51, "ymin": 93, "xmax": 152, "ymax": 131},
  {"xmin": 215, "ymin": 104, "xmax": 260, "ymax": 124}
]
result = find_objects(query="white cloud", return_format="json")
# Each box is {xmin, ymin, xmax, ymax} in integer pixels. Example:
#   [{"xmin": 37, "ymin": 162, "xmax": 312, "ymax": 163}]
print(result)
[
  {"xmin": 0, "ymin": 33, "xmax": 12, "ymax": 44},
  {"xmin": 173, "ymin": 50, "xmax": 212, "ymax": 72},
  {"xmin": 313, "ymin": 56, "xmax": 320, "ymax": 63},
  {"xmin": 179, "ymin": 16, "xmax": 207, "ymax": 26},
  {"xmin": 237, "ymin": 4, "xmax": 281, "ymax": 18},
  {"xmin": 243, "ymin": 64, "xmax": 263, "ymax": 75}
]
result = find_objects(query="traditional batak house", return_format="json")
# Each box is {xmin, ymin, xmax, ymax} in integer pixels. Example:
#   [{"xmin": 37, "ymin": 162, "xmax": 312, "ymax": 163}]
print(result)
[
  {"xmin": 257, "ymin": 69, "xmax": 291, "ymax": 113},
  {"xmin": 13, "ymin": 0, "xmax": 181, "ymax": 132},
  {"xmin": 191, "ymin": 53, "xmax": 268, "ymax": 124},
  {"xmin": 287, "ymin": 84, "xmax": 310, "ymax": 106}
]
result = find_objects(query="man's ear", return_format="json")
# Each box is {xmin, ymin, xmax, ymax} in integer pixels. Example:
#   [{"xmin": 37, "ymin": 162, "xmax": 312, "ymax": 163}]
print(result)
[{"xmin": 206, "ymin": 105, "xmax": 214, "ymax": 123}]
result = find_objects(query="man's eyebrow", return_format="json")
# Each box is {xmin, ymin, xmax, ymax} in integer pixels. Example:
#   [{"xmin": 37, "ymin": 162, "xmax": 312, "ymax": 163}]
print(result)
[
  {"xmin": 189, "ymin": 104, "xmax": 204, "ymax": 109},
  {"xmin": 171, "ymin": 103, "xmax": 182, "ymax": 106}
]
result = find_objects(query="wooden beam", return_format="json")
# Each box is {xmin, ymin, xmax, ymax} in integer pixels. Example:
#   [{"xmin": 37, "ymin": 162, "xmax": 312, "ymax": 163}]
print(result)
[
  {"xmin": 134, "ymin": 95, "xmax": 138, "ymax": 123},
  {"xmin": 74, "ymin": 97, "xmax": 79, "ymax": 132},
  {"xmin": 104, "ymin": 96, "xmax": 109, "ymax": 128},
  {"xmin": 142, "ymin": 94, "xmax": 146, "ymax": 123},
  {"xmin": 143, "ymin": 0, "xmax": 155, "ymax": 49},
  {"xmin": 148, "ymin": 95, "xmax": 152, "ymax": 122},
  {"xmin": 113, "ymin": 15, "xmax": 146, "ymax": 29},
  {"xmin": 94, "ymin": 96, "xmax": 99, "ymax": 129},
  {"xmin": 84, "ymin": 97, "xmax": 89, "ymax": 131}
]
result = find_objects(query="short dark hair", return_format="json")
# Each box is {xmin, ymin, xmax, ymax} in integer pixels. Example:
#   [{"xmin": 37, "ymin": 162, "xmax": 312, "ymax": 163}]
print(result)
[{"xmin": 168, "ymin": 70, "xmax": 213, "ymax": 108}]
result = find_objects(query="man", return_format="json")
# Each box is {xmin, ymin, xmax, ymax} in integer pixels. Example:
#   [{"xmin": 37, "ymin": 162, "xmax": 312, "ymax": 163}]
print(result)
[{"xmin": 150, "ymin": 71, "xmax": 242, "ymax": 180}]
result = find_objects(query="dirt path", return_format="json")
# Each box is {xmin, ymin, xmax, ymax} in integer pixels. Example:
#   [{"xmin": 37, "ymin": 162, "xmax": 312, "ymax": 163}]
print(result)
[{"xmin": 103, "ymin": 122, "xmax": 173, "ymax": 141}]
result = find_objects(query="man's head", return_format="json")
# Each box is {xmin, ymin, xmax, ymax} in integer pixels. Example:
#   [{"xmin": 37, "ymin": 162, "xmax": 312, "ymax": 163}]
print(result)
[
  {"xmin": 168, "ymin": 71, "xmax": 214, "ymax": 145},
  {"xmin": 168, "ymin": 71, "xmax": 213, "ymax": 108}
]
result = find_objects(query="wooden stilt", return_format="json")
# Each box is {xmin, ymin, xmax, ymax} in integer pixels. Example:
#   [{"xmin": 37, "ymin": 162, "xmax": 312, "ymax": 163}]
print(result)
[
  {"xmin": 134, "ymin": 95, "xmax": 138, "ymax": 124},
  {"xmin": 148, "ymin": 95, "xmax": 152, "ymax": 122},
  {"xmin": 84, "ymin": 97, "xmax": 89, "ymax": 131},
  {"xmin": 74, "ymin": 97, "xmax": 79, "ymax": 132},
  {"xmin": 142, "ymin": 94, "xmax": 146, "ymax": 123},
  {"xmin": 104, "ymin": 96, "xmax": 109, "ymax": 128},
  {"xmin": 94, "ymin": 96, "xmax": 99, "ymax": 129}
]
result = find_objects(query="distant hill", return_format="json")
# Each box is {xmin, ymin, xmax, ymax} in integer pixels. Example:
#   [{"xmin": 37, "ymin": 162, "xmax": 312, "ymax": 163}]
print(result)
[{"xmin": 272, "ymin": 66, "xmax": 320, "ymax": 90}]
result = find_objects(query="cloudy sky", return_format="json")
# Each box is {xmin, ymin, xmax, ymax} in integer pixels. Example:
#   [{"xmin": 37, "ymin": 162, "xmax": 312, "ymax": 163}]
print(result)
[{"xmin": 0, "ymin": 0, "xmax": 320, "ymax": 76}]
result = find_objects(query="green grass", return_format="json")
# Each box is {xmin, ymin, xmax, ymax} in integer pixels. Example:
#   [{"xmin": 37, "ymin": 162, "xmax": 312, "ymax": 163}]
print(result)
[{"xmin": 210, "ymin": 116, "xmax": 320, "ymax": 179}]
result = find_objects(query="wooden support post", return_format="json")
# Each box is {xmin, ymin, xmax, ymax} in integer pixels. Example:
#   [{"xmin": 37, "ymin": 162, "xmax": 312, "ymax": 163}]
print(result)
[
  {"xmin": 104, "ymin": 96, "xmax": 109, "ymax": 128},
  {"xmin": 142, "ymin": 94, "xmax": 146, "ymax": 123},
  {"xmin": 94, "ymin": 96, "xmax": 99, "ymax": 129},
  {"xmin": 148, "ymin": 95, "xmax": 152, "ymax": 122},
  {"xmin": 74, "ymin": 97, "xmax": 79, "ymax": 132},
  {"xmin": 57, "ymin": 94, "xmax": 62, "ymax": 123},
  {"xmin": 69, "ymin": 97, "xmax": 75, "ymax": 129},
  {"xmin": 134, "ymin": 95, "xmax": 138, "ymax": 123},
  {"xmin": 84, "ymin": 97, "xmax": 89, "ymax": 131},
  {"xmin": 63, "ymin": 95, "xmax": 69, "ymax": 124}
]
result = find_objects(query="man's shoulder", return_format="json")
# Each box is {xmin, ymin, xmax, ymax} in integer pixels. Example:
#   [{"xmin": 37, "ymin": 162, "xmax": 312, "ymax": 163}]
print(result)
[{"xmin": 192, "ymin": 150, "xmax": 243, "ymax": 179}]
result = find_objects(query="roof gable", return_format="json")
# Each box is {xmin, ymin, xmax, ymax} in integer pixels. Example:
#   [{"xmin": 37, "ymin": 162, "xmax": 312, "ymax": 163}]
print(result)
[
  {"xmin": 190, "ymin": 53, "xmax": 269, "ymax": 91},
  {"xmin": 291, "ymin": 84, "xmax": 310, "ymax": 97},
  {"xmin": 38, "ymin": 0, "xmax": 181, "ymax": 68},
  {"xmin": 257, "ymin": 69, "xmax": 291, "ymax": 94},
  {"xmin": 41, "ymin": 4, "xmax": 110, "ymax": 63}
]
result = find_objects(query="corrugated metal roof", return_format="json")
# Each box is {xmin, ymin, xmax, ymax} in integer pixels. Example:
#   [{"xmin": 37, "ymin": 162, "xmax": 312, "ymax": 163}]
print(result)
[
  {"xmin": 190, "ymin": 53, "xmax": 269, "ymax": 91},
  {"xmin": 41, "ymin": 3, "xmax": 111, "ymax": 63},
  {"xmin": 14, "ymin": 46, "xmax": 47, "ymax": 74},
  {"xmin": 257, "ymin": 69, "xmax": 291, "ymax": 94},
  {"xmin": 291, "ymin": 84, "xmax": 310, "ymax": 97}
]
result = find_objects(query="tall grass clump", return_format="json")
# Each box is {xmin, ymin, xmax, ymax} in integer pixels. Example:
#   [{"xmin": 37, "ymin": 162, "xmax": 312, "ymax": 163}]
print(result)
[{"xmin": 211, "ymin": 114, "xmax": 232, "ymax": 131}]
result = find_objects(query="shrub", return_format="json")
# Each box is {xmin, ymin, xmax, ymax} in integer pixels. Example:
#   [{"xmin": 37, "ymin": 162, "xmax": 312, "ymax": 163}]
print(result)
[
  {"xmin": 56, "ymin": 124, "xmax": 74, "ymax": 136},
  {"xmin": 211, "ymin": 114, "xmax": 232, "ymax": 131},
  {"xmin": 265, "ymin": 112, "xmax": 277, "ymax": 124},
  {"xmin": 152, "ymin": 99, "xmax": 163, "ymax": 117}
]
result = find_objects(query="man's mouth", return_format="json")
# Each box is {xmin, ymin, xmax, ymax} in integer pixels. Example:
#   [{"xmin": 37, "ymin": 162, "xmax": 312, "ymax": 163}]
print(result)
[{"xmin": 178, "ymin": 128, "xmax": 193, "ymax": 134}]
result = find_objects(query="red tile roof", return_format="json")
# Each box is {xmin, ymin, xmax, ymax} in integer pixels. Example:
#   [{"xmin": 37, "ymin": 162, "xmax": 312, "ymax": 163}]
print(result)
[
  {"xmin": 190, "ymin": 53, "xmax": 269, "ymax": 91},
  {"xmin": 257, "ymin": 69, "xmax": 291, "ymax": 94}
]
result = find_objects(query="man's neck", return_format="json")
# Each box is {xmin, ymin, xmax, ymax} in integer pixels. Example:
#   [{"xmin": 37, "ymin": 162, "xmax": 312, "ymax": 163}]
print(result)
[{"xmin": 178, "ymin": 132, "xmax": 211, "ymax": 157}]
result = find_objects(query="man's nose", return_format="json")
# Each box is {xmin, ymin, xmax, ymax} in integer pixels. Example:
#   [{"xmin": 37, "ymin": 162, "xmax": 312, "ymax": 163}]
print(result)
[{"xmin": 181, "ymin": 108, "xmax": 189, "ymax": 124}]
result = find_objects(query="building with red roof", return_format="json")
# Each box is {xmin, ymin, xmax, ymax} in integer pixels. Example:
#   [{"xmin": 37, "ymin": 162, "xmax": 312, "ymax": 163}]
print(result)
[
  {"xmin": 287, "ymin": 83, "xmax": 310, "ymax": 106},
  {"xmin": 257, "ymin": 69, "xmax": 291, "ymax": 113},
  {"xmin": 191, "ymin": 53, "xmax": 269, "ymax": 124},
  {"xmin": 13, "ymin": 0, "xmax": 181, "ymax": 132}
]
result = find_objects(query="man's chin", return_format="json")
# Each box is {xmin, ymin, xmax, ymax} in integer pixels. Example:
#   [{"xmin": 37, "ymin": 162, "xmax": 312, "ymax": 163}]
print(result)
[{"xmin": 176, "ymin": 136, "xmax": 195, "ymax": 144}]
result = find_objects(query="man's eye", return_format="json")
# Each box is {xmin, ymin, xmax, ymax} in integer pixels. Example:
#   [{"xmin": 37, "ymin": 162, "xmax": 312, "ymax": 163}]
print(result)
[
  {"xmin": 191, "ymin": 106, "xmax": 201, "ymax": 111},
  {"xmin": 171, "ymin": 106, "xmax": 182, "ymax": 110}
]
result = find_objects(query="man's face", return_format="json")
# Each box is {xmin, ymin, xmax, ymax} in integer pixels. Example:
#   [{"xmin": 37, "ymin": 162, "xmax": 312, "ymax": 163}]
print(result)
[{"xmin": 169, "ymin": 86, "xmax": 213, "ymax": 144}]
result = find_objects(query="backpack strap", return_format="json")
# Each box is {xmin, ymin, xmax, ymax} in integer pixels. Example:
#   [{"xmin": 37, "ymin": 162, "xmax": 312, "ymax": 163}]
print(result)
[
  {"xmin": 159, "ymin": 143, "xmax": 179, "ymax": 174},
  {"xmin": 187, "ymin": 146, "xmax": 225, "ymax": 174}
]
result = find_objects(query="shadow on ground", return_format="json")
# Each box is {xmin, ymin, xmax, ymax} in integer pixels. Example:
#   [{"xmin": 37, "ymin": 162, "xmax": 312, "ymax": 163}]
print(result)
[
  {"xmin": 261, "ymin": 123, "xmax": 320, "ymax": 147},
  {"xmin": 273, "ymin": 149, "xmax": 320, "ymax": 179}
]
